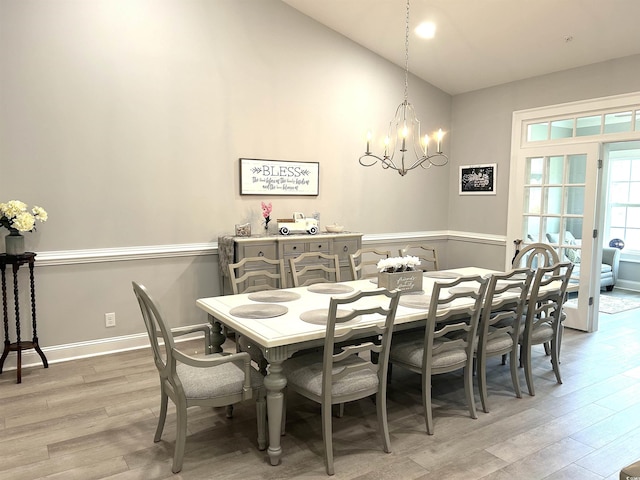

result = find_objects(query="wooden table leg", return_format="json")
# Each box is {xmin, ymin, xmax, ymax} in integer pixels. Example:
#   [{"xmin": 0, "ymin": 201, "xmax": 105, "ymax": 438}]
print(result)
[
  {"xmin": 208, "ymin": 315, "xmax": 225, "ymax": 354},
  {"xmin": 263, "ymin": 347, "xmax": 288, "ymax": 466}
]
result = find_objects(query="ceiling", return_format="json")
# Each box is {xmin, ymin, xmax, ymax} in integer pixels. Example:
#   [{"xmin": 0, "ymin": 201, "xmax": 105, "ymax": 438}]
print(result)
[{"xmin": 281, "ymin": 0, "xmax": 640, "ymax": 95}]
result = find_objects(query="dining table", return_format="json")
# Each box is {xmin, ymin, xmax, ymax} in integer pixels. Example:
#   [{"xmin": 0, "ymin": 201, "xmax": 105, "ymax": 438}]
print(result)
[{"xmin": 196, "ymin": 266, "xmax": 502, "ymax": 466}]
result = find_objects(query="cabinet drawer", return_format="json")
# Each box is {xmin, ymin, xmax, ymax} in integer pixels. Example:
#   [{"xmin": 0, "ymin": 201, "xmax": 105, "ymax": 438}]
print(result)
[
  {"xmin": 283, "ymin": 242, "xmax": 306, "ymax": 256},
  {"xmin": 333, "ymin": 239, "xmax": 360, "ymax": 261},
  {"xmin": 308, "ymin": 240, "xmax": 330, "ymax": 253},
  {"xmin": 239, "ymin": 243, "xmax": 277, "ymax": 260}
]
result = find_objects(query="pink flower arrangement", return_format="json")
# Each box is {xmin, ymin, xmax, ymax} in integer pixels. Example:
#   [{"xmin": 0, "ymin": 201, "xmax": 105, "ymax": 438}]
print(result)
[{"xmin": 261, "ymin": 202, "xmax": 272, "ymax": 230}]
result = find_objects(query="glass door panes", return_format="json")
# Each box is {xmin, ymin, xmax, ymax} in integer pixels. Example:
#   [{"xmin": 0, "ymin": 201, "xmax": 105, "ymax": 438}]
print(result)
[{"xmin": 522, "ymin": 154, "xmax": 587, "ymax": 253}]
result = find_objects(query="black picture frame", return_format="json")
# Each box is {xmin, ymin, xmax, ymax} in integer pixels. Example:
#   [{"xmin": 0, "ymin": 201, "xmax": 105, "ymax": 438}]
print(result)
[{"xmin": 459, "ymin": 163, "xmax": 497, "ymax": 195}]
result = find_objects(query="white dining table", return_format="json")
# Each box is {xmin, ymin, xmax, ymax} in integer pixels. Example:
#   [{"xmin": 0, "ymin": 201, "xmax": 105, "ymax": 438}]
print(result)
[{"xmin": 196, "ymin": 266, "xmax": 497, "ymax": 466}]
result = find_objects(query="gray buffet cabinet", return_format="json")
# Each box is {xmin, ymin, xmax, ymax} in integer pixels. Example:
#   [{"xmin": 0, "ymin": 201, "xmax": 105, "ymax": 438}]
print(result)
[{"xmin": 218, "ymin": 232, "xmax": 363, "ymax": 295}]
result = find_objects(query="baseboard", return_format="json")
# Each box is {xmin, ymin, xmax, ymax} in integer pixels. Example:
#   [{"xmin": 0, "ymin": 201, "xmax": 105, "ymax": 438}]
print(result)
[
  {"xmin": 0, "ymin": 332, "xmax": 200, "ymax": 372},
  {"xmin": 615, "ymin": 279, "xmax": 640, "ymax": 292}
]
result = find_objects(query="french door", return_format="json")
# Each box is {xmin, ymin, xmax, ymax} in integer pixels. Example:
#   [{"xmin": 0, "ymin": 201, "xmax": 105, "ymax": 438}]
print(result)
[{"xmin": 506, "ymin": 143, "xmax": 601, "ymax": 332}]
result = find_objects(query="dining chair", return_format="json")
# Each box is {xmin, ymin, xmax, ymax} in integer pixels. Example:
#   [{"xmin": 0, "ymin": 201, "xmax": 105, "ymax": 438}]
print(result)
[
  {"xmin": 132, "ymin": 282, "xmax": 266, "ymax": 473},
  {"xmin": 349, "ymin": 247, "xmax": 391, "ymax": 280},
  {"xmin": 398, "ymin": 243, "xmax": 439, "ymax": 271},
  {"xmin": 228, "ymin": 256, "xmax": 287, "ymax": 294},
  {"xmin": 475, "ymin": 268, "xmax": 534, "ymax": 413},
  {"xmin": 228, "ymin": 256, "xmax": 287, "ymax": 374},
  {"xmin": 512, "ymin": 242, "xmax": 560, "ymax": 269},
  {"xmin": 281, "ymin": 288, "xmax": 400, "ymax": 475},
  {"xmin": 519, "ymin": 262, "xmax": 574, "ymax": 396},
  {"xmin": 389, "ymin": 274, "xmax": 488, "ymax": 435},
  {"xmin": 289, "ymin": 251, "xmax": 341, "ymax": 287}
]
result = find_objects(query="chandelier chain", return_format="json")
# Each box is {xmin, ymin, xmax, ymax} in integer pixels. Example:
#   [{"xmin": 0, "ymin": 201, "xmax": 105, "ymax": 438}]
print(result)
[{"xmin": 404, "ymin": 0, "xmax": 410, "ymax": 101}]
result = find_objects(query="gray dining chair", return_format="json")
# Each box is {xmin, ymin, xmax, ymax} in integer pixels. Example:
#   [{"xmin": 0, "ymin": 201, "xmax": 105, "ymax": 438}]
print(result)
[
  {"xmin": 475, "ymin": 268, "xmax": 534, "ymax": 413},
  {"xmin": 349, "ymin": 247, "xmax": 390, "ymax": 280},
  {"xmin": 289, "ymin": 252, "xmax": 341, "ymax": 287},
  {"xmin": 281, "ymin": 288, "xmax": 400, "ymax": 475},
  {"xmin": 132, "ymin": 282, "xmax": 266, "ymax": 473},
  {"xmin": 519, "ymin": 262, "xmax": 574, "ymax": 395},
  {"xmin": 398, "ymin": 243, "xmax": 439, "ymax": 271},
  {"xmin": 228, "ymin": 256, "xmax": 287, "ymax": 375},
  {"xmin": 389, "ymin": 274, "xmax": 488, "ymax": 434},
  {"xmin": 512, "ymin": 242, "xmax": 559, "ymax": 269}
]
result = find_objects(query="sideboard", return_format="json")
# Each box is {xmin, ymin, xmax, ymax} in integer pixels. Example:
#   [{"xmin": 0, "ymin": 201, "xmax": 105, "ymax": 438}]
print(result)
[{"xmin": 218, "ymin": 232, "xmax": 362, "ymax": 295}]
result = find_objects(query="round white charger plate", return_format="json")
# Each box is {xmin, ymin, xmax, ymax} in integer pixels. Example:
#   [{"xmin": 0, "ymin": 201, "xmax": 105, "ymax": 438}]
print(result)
[
  {"xmin": 307, "ymin": 283, "xmax": 354, "ymax": 294},
  {"xmin": 399, "ymin": 295, "xmax": 451, "ymax": 309},
  {"xmin": 423, "ymin": 271, "xmax": 460, "ymax": 279},
  {"xmin": 229, "ymin": 304, "xmax": 288, "ymax": 319},
  {"xmin": 247, "ymin": 291, "xmax": 301, "ymax": 303}
]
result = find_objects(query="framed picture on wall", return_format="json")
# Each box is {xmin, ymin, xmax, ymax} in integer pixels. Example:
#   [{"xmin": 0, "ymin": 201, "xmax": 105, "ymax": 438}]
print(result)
[
  {"xmin": 459, "ymin": 163, "xmax": 497, "ymax": 195},
  {"xmin": 239, "ymin": 158, "xmax": 319, "ymax": 196}
]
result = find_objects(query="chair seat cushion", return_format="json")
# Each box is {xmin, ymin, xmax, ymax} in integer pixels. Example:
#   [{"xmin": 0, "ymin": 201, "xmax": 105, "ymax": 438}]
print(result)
[
  {"xmin": 282, "ymin": 353, "xmax": 378, "ymax": 397},
  {"xmin": 177, "ymin": 357, "xmax": 263, "ymax": 399},
  {"xmin": 485, "ymin": 331, "xmax": 514, "ymax": 354},
  {"xmin": 520, "ymin": 322, "xmax": 554, "ymax": 345},
  {"xmin": 390, "ymin": 334, "xmax": 467, "ymax": 369}
]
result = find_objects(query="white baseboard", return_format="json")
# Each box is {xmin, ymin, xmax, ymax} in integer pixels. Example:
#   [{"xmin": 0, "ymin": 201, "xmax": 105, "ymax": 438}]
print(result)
[
  {"xmin": 615, "ymin": 279, "xmax": 640, "ymax": 292},
  {"xmin": 1, "ymin": 333, "xmax": 152, "ymax": 372}
]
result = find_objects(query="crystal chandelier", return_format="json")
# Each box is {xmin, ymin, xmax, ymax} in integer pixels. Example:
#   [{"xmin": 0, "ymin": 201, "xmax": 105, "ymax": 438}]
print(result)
[{"xmin": 359, "ymin": 0, "xmax": 448, "ymax": 176}]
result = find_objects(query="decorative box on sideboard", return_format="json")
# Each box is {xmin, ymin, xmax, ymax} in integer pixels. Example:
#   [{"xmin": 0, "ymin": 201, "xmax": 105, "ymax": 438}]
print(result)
[{"xmin": 218, "ymin": 232, "xmax": 362, "ymax": 295}]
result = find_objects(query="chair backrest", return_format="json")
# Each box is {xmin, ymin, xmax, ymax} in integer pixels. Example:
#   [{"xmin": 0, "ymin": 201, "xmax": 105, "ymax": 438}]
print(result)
[
  {"xmin": 349, "ymin": 247, "xmax": 390, "ymax": 280},
  {"xmin": 522, "ymin": 261, "xmax": 574, "ymax": 343},
  {"xmin": 132, "ymin": 282, "xmax": 175, "ymax": 381},
  {"xmin": 423, "ymin": 275, "xmax": 488, "ymax": 373},
  {"xmin": 512, "ymin": 242, "xmax": 560, "ymax": 269},
  {"xmin": 289, "ymin": 252, "xmax": 341, "ymax": 287},
  {"xmin": 478, "ymin": 268, "xmax": 534, "ymax": 348},
  {"xmin": 321, "ymin": 288, "xmax": 400, "ymax": 403},
  {"xmin": 228, "ymin": 256, "xmax": 287, "ymax": 294},
  {"xmin": 399, "ymin": 244, "xmax": 439, "ymax": 271}
]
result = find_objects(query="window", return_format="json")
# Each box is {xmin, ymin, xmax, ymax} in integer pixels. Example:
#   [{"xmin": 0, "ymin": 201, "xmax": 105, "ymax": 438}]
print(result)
[
  {"xmin": 526, "ymin": 108, "xmax": 640, "ymax": 143},
  {"xmin": 605, "ymin": 141, "xmax": 640, "ymax": 251}
]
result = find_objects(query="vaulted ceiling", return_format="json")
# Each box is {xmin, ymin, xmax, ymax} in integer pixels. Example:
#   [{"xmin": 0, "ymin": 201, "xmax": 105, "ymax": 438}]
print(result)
[{"xmin": 282, "ymin": 0, "xmax": 640, "ymax": 95}]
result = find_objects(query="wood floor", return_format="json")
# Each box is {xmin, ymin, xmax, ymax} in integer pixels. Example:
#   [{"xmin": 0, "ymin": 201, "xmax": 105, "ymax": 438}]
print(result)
[{"xmin": 1, "ymin": 293, "xmax": 640, "ymax": 479}]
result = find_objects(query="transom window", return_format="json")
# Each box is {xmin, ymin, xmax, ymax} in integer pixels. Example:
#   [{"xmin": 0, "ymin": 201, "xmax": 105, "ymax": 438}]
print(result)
[{"xmin": 526, "ymin": 108, "xmax": 640, "ymax": 142}]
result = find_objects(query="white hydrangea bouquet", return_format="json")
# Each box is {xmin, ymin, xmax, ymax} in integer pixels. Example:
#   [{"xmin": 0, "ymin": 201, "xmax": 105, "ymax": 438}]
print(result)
[
  {"xmin": 377, "ymin": 256, "xmax": 420, "ymax": 273},
  {"xmin": 0, "ymin": 200, "xmax": 48, "ymax": 233}
]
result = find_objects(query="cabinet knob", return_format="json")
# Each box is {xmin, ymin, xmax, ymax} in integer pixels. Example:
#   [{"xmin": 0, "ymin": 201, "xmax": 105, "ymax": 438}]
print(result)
[
  {"xmin": 318, "ymin": 245, "xmax": 322, "ymax": 249},
  {"xmin": 258, "ymin": 251, "xmax": 264, "ymax": 257},
  {"xmin": 343, "ymin": 246, "xmax": 348, "ymax": 252},
  {"xmin": 293, "ymin": 246, "xmax": 297, "ymax": 250}
]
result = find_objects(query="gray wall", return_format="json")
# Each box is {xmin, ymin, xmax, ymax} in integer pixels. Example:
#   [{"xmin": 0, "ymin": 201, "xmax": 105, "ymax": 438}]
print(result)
[
  {"xmin": 1, "ymin": 0, "xmax": 639, "ymax": 354},
  {"xmin": 0, "ymin": 0, "xmax": 452, "ymax": 349},
  {"xmin": 447, "ymin": 55, "xmax": 640, "ymax": 269}
]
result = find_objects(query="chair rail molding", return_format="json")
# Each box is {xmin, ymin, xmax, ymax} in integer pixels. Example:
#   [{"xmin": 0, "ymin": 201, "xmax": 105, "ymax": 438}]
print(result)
[{"xmin": 32, "ymin": 231, "xmax": 507, "ymax": 267}]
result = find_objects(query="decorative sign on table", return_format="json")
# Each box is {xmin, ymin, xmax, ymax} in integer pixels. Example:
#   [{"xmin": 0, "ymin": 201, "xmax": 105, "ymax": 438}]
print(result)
[
  {"xmin": 459, "ymin": 163, "xmax": 496, "ymax": 195},
  {"xmin": 377, "ymin": 270, "xmax": 423, "ymax": 293},
  {"xmin": 239, "ymin": 158, "xmax": 319, "ymax": 196}
]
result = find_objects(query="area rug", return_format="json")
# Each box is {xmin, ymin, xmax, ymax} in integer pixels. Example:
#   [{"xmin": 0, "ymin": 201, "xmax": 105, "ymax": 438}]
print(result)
[{"xmin": 598, "ymin": 294, "xmax": 640, "ymax": 314}]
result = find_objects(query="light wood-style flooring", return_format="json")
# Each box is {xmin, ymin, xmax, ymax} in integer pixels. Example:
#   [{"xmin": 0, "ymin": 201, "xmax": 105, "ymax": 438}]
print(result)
[{"xmin": 1, "ymin": 292, "xmax": 640, "ymax": 479}]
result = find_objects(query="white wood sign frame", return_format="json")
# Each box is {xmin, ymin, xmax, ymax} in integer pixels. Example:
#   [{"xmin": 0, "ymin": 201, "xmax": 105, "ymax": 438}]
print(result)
[{"xmin": 239, "ymin": 158, "xmax": 319, "ymax": 196}]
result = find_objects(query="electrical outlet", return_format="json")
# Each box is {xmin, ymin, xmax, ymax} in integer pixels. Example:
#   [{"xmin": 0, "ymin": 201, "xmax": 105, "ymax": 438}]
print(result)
[{"xmin": 105, "ymin": 312, "xmax": 116, "ymax": 328}]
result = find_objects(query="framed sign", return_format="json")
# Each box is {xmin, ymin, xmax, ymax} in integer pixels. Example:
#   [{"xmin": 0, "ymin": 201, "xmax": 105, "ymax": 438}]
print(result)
[
  {"xmin": 239, "ymin": 158, "xmax": 319, "ymax": 196},
  {"xmin": 459, "ymin": 163, "xmax": 497, "ymax": 195}
]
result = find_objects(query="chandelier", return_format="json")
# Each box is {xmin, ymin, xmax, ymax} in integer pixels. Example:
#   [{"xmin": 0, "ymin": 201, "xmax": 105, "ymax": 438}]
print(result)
[{"xmin": 359, "ymin": 0, "xmax": 448, "ymax": 176}]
